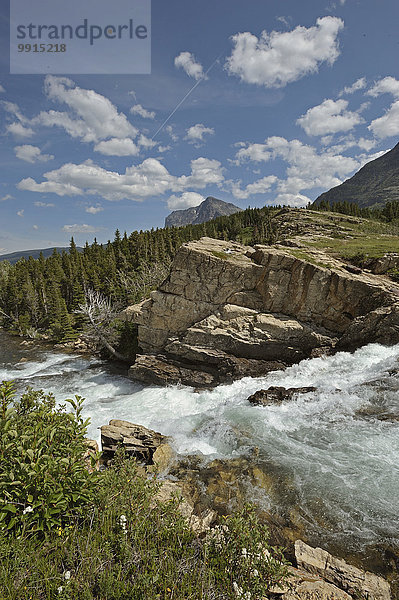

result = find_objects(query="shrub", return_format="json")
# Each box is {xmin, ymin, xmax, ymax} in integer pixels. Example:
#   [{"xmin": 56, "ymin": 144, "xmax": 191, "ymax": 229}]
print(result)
[
  {"xmin": 206, "ymin": 504, "xmax": 291, "ymax": 598},
  {"xmin": 0, "ymin": 386, "xmax": 291, "ymax": 599},
  {"xmin": 0, "ymin": 382, "xmax": 99, "ymax": 535}
]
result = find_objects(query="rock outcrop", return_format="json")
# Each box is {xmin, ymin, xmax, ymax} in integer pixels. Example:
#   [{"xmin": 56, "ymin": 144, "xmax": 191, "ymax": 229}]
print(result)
[
  {"xmin": 295, "ymin": 540, "xmax": 391, "ymax": 600},
  {"xmin": 100, "ymin": 419, "xmax": 167, "ymax": 464},
  {"xmin": 123, "ymin": 237, "xmax": 399, "ymax": 387}
]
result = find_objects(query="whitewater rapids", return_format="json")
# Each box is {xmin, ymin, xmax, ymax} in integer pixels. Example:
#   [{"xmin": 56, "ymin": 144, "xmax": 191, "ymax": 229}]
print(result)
[{"xmin": 1, "ymin": 330, "xmax": 398, "ymax": 555}]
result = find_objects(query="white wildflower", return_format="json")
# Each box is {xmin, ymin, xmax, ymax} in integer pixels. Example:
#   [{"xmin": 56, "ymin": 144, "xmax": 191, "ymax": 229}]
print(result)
[
  {"xmin": 57, "ymin": 586, "xmax": 64, "ymax": 594},
  {"xmin": 119, "ymin": 514, "xmax": 127, "ymax": 534},
  {"xmin": 23, "ymin": 505, "xmax": 34, "ymax": 514},
  {"xmin": 241, "ymin": 547, "xmax": 248, "ymax": 558},
  {"xmin": 233, "ymin": 581, "xmax": 251, "ymax": 599},
  {"xmin": 63, "ymin": 570, "xmax": 71, "ymax": 581}
]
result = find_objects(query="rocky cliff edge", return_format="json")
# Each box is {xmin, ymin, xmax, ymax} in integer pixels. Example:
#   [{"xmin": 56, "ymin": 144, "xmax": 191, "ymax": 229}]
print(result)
[{"xmin": 123, "ymin": 237, "xmax": 399, "ymax": 387}]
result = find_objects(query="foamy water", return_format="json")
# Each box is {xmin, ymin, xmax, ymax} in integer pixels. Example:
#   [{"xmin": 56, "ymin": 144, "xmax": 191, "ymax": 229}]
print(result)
[{"xmin": 1, "ymin": 331, "xmax": 398, "ymax": 553}]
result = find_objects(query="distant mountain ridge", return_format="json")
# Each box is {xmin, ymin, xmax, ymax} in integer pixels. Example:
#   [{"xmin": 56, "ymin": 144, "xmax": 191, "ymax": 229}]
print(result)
[
  {"xmin": 0, "ymin": 246, "xmax": 83, "ymax": 265},
  {"xmin": 165, "ymin": 196, "xmax": 242, "ymax": 227},
  {"xmin": 314, "ymin": 142, "xmax": 399, "ymax": 209}
]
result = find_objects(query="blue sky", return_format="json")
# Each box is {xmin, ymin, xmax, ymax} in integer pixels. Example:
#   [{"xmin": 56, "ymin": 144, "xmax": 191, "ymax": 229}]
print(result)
[{"xmin": 1, "ymin": 0, "xmax": 399, "ymax": 252}]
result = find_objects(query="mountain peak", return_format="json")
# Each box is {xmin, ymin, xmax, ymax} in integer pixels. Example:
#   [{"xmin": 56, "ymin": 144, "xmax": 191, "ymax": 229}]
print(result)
[
  {"xmin": 165, "ymin": 196, "xmax": 242, "ymax": 227},
  {"xmin": 313, "ymin": 143, "xmax": 399, "ymax": 209}
]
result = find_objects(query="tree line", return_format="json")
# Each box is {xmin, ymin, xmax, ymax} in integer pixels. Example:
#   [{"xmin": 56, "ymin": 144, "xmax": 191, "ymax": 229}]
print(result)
[
  {"xmin": 0, "ymin": 206, "xmax": 278, "ymax": 344},
  {"xmin": 312, "ymin": 198, "xmax": 399, "ymax": 222}
]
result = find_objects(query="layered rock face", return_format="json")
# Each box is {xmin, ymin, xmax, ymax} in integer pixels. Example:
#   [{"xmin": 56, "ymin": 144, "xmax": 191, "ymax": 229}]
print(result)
[{"xmin": 123, "ymin": 238, "xmax": 399, "ymax": 387}]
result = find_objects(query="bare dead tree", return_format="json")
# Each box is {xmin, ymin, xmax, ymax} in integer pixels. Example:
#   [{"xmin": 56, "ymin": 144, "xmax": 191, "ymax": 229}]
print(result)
[
  {"xmin": 116, "ymin": 259, "xmax": 171, "ymax": 303},
  {"xmin": 75, "ymin": 289, "xmax": 129, "ymax": 363}
]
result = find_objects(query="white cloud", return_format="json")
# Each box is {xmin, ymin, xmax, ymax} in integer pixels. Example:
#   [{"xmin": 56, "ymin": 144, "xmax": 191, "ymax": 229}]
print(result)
[
  {"xmin": 19, "ymin": 178, "xmax": 84, "ymax": 197},
  {"xmin": 235, "ymin": 136, "xmax": 365, "ymax": 199},
  {"xmin": 17, "ymin": 209, "xmax": 24, "ymax": 217},
  {"xmin": 338, "ymin": 77, "xmax": 366, "ymax": 97},
  {"xmin": 15, "ymin": 145, "xmax": 54, "ymax": 163},
  {"xmin": 33, "ymin": 224, "xmax": 38, "ymax": 230},
  {"xmin": 2, "ymin": 101, "xmax": 29, "ymax": 124},
  {"xmin": 6, "ymin": 122, "xmax": 34, "ymax": 138},
  {"xmin": 130, "ymin": 104, "xmax": 156, "ymax": 119},
  {"xmin": 368, "ymin": 100, "xmax": 399, "ymax": 138},
  {"xmin": 1, "ymin": 194, "xmax": 13, "ymax": 202},
  {"xmin": 297, "ymin": 98, "xmax": 363, "ymax": 136},
  {"xmin": 367, "ymin": 76, "xmax": 399, "ymax": 98},
  {"xmin": 0, "ymin": 85, "xmax": 4, "ymax": 93},
  {"xmin": 138, "ymin": 134, "xmax": 157, "ymax": 148},
  {"xmin": 230, "ymin": 175, "xmax": 277, "ymax": 199},
  {"xmin": 174, "ymin": 52, "xmax": 206, "ymax": 80},
  {"xmin": 158, "ymin": 145, "xmax": 171, "ymax": 153},
  {"xmin": 367, "ymin": 77, "xmax": 399, "ymax": 138},
  {"xmin": 94, "ymin": 138, "xmax": 140, "ymax": 156},
  {"xmin": 275, "ymin": 193, "xmax": 311, "ymax": 207},
  {"xmin": 225, "ymin": 16, "xmax": 344, "ymax": 88},
  {"xmin": 85, "ymin": 204, "xmax": 103, "ymax": 214},
  {"xmin": 276, "ymin": 16, "xmax": 291, "ymax": 27},
  {"xmin": 34, "ymin": 201, "xmax": 55, "ymax": 207},
  {"xmin": 18, "ymin": 157, "xmax": 224, "ymax": 202},
  {"xmin": 325, "ymin": 135, "xmax": 377, "ymax": 154},
  {"xmin": 167, "ymin": 192, "xmax": 204, "ymax": 210},
  {"xmin": 62, "ymin": 224, "xmax": 101, "ymax": 234},
  {"xmin": 185, "ymin": 123, "xmax": 215, "ymax": 145},
  {"xmin": 34, "ymin": 76, "xmax": 137, "ymax": 143},
  {"xmin": 165, "ymin": 125, "xmax": 178, "ymax": 142}
]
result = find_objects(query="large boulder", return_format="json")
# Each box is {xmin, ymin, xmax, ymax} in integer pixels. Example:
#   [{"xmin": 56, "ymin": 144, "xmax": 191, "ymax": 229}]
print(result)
[
  {"xmin": 295, "ymin": 540, "xmax": 391, "ymax": 600},
  {"xmin": 123, "ymin": 237, "xmax": 399, "ymax": 387},
  {"xmin": 100, "ymin": 419, "xmax": 166, "ymax": 464}
]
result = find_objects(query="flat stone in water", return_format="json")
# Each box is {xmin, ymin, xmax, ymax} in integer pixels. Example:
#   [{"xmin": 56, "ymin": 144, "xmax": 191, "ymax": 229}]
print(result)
[{"xmin": 247, "ymin": 386, "xmax": 317, "ymax": 406}]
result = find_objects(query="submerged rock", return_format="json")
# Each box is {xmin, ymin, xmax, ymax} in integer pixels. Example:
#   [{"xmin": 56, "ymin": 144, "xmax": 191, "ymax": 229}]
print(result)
[{"xmin": 247, "ymin": 386, "xmax": 317, "ymax": 406}]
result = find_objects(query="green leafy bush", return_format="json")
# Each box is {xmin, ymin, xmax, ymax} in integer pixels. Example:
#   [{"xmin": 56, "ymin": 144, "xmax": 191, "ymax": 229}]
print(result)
[
  {"xmin": 0, "ymin": 386, "xmax": 291, "ymax": 599},
  {"xmin": 0, "ymin": 382, "xmax": 99, "ymax": 535}
]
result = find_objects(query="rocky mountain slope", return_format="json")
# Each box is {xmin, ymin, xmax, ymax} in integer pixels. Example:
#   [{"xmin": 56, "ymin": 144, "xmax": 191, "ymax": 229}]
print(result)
[
  {"xmin": 123, "ymin": 210, "xmax": 399, "ymax": 387},
  {"xmin": 0, "ymin": 246, "xmax": 83, "ymax": 264},
  {"xmin": 314, "ymin": 142, "xmax": 399, "ymax": 209},
  {"xmin": 165, "ymin": 196, "xmax": 242, "ymax": 227}
]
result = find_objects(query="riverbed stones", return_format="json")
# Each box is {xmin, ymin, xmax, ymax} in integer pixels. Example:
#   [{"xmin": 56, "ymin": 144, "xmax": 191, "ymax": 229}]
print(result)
[
  {"xmin": 100, "ymin": 419, "xmax": 166, "ymax": 464},
  {"xmin": 150, "ymin": 443, "xmax": 176, "ymax": 473},
  {"xmin": 155, "ymin": 480, "xmax": 216, "ymax": 535},
  {"xmin": 247, "ymin": 386, "xmax": 317, "ymax": 406},
  {"xmin": 295, "ymin": 540, "xmax": 392, "ymax": 600}
]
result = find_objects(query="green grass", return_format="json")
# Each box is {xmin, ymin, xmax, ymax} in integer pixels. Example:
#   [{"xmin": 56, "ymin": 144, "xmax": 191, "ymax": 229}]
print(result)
[
  {"xmin": 210, "ymin": 250, "xmax": 230, "ymax": 260},
  {"xmin": 307, "ymin": 234, "xmax": 399, "ymax": 261},
  {"xmin": 284, "ymin": 248, "xmax": 332, "ymax": 270}
]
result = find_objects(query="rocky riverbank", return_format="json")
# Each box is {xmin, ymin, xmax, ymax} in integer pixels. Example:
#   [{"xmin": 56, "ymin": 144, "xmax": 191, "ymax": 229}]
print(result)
[{"xmin": 98, "ymin": 418, "xmax": 394, "ymax": 600}]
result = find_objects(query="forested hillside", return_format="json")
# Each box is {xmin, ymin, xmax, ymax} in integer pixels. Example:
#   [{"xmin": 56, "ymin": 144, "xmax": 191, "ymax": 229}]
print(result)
[{"xmin": 0, "ymin": 206, "xmax": 277, "ymax": 343}]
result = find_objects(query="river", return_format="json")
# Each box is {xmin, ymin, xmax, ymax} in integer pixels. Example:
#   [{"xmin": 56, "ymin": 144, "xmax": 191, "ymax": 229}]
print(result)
[{"xmin": 1, "ymin": 329, "xmax": 398, "ymax": 570}]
